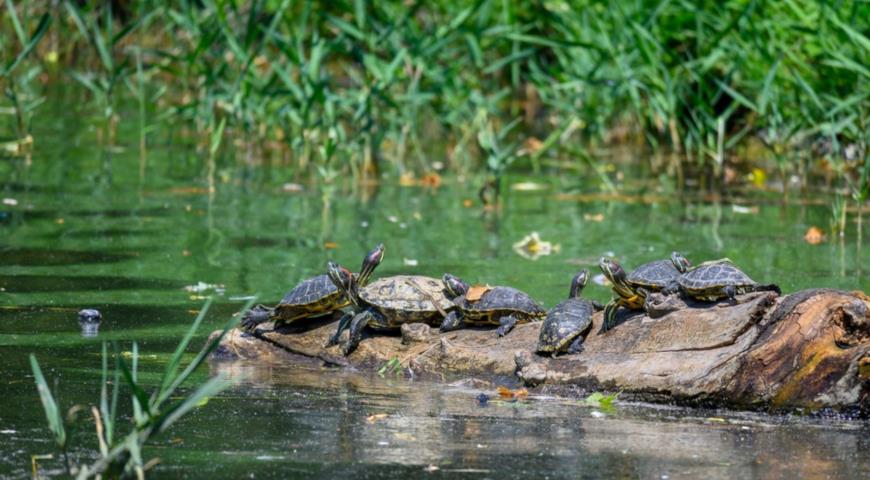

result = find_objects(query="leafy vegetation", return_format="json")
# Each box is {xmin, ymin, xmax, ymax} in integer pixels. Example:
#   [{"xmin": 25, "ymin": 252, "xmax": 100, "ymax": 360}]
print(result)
[
  {"xmin": 29, "ymin": 298, "xmax": 253, "ymax": 479},
  {"xmin": 0, "ymin": 1, "xmax": 867, "ymax": 205}
]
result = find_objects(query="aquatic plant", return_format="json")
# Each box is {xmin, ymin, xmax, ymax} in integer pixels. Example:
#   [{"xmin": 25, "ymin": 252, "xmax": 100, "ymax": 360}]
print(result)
[
  {"xmin": 29, "ymin": 298, "xmax": 253, "ymax": 479},
  {"xmin": 0, "ymin": 0, "xmax": 867, "ymax": 219}
]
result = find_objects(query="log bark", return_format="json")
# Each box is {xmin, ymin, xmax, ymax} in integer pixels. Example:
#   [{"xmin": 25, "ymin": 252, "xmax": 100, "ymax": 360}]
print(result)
[{"xmin": 210, "ymin": 289, "xmax": 870, "ymax": 413}]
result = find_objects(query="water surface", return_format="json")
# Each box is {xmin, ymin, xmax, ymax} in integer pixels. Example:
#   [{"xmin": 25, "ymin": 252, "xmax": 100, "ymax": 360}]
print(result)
[{"xmin": 0, "ymin": 112, "xmax": 868, "ymax": 478}]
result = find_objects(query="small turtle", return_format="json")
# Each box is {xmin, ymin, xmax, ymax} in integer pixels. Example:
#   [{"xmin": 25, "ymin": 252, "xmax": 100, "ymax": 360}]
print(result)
[
  {"xmin": 439, "ymin": 274, "xmax": 546, "ymax": 336},
  {"xmin": 677, "ymin": 259, "xmax": 780, "ymax": 302},
  {"xmin": 599, "ymin": 253, "xmax": 690, "ymax": 331},
  {"xmin": 536, "ymin": 270, "xmax": 604, "ymax": 356},
  {"xmin": 326, "ymin": 261, "xmax": 453, "ymax": 356},
  {"xmin": 241, "ymin": 244, "xmax": 384, "ymax": 330},
  {"xmin": 627, "ymin": 252, "xmax": 691, "ymax": 296}
]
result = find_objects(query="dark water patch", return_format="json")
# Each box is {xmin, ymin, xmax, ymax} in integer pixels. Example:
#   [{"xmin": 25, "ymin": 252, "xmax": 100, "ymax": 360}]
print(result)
[
  {"xmin": 0, "ymin": 206, "xmax": 171, "ymax": 222},
  {"xmin": 39, "ymin": 228, "xmax": 160, "ymax": 240},
  {"xmin": 0, "ymin": 274, "xmax": 181, "ymax": 293},
  {"xmin": 230, "ymin": 236, "xmax": 317, "ymax": 249},
  {"xmin": 0, "ymin": 247, "xmax": 135, "ymax": 266}
]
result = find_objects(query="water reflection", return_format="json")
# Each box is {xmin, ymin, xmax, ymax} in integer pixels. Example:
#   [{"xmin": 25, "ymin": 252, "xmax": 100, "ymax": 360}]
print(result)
[{"xmin": 206, "ymin": 362, "xmax": 868, "ymax": 479}]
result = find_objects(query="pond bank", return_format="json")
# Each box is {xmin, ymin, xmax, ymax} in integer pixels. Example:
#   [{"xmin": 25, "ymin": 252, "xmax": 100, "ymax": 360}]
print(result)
[{"xmin": 211, "ymin": 289, "xmax": 870, "ymax": 415}]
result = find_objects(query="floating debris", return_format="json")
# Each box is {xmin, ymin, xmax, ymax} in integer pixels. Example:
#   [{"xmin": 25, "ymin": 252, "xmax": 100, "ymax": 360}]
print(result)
[
  {"xmin": 510, "ymin": 181, "xmax": 548, "ymax": 192},
  {"xmin": 496, "ymin": 386, "xmax": 529, "ymax": 399},
  {"xmin": 592, "ymin": 273, "xmax": 609, "ymax": 286},
  {"xmin": 512, "ymin": 232, "xmax": 560, "ymax": 260},
  {"xmin": 804, "ymin": 226, "xmax": 826, "ymax": 245},
  {"xmin": 366, "ymin": 414, "xmax": 388, "ymax": 424},
  {"xmin": 403, "ymin": 258, "xmax": 419, "ymax": 267},
  {"xmin": 282, "ymin": 182, "xmax": 304, "ymax": 193},
  {"xmin": 2, "ymin": 198, "xmax": 17, "ymax": 206},
  {"xmin": 183, "ymin": 282, "xmax": 226, "ymax": 296},
  {"xmin": 583, "ymin": 213, "xmax": 605, "ymax": 222},
  {"xmin": 732, "ymin": 205, "xmax": 760, "ymax": 214}
]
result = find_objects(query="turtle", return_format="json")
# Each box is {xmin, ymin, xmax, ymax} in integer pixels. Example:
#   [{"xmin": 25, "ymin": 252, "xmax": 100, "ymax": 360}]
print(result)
[
  {"xmin": 325, "ymin": 261, "xmax": 454, "ymax": 356},
  {"xmin": 598, "ymin": 253, "xmax": 690, "ymax": 331},
  {"xmin": 439, "ymin": 273, "xmax": 546, "ymax": 336},
  {"xmin": 677, "ymin": 259, "xmax": 781, "ymax": 302},
  {"xmin": 626, "ymin": 251, "xmax": 692, "ymax": 296},
  {"xmin": 536, "ymin": 270, "xmax": 604, "ymax": 356},
  {"xmin": 240, "ymin": 243, "xmax": 384, "ymax": 331}
]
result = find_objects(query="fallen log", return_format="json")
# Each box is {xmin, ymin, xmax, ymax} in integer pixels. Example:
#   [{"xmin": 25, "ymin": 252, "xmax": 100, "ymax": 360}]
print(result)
[{"xmin": 210, "ymin": 289, "xmax": 869, "ymax": 413}]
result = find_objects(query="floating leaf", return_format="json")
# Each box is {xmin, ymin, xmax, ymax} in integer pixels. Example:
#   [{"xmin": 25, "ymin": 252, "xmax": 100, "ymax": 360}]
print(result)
[
  {"xmin": 366, "ymin": 413, "xmax": 388, "ymax": 424},
  {"xmin": 496, "ymin": 386, "xmax": 529, "ymax": 399},
  {"xmin": 804, "ymin": 226, "xmax": 825, "ymax": 245}
]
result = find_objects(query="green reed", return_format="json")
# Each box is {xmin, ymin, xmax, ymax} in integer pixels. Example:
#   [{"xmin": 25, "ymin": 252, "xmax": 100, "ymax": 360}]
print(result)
[
  {"xmin": 29, "ymin": 298, "xmax": 253, "ymax": 479},
  {"xmin": 0, "ymin": 0, "xmax": 867, "ymax": 211}
]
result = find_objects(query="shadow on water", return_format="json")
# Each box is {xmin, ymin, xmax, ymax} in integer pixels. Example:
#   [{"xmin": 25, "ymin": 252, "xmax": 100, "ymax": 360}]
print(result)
[
  {"xmin": 0, "ymin": 274, "xmax": 181, "ymax": 293},
  {"xmin": 0, "ymin": 247, "xmax": 134, "ymax": 266}
]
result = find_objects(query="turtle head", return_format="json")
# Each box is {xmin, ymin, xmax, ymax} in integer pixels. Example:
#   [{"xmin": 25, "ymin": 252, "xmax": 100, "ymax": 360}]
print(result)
[
  {"xmin": 671, "ymin": 251, "xmax": 691, "ymax": 273},
  {"xmin": 599, "ymin": 257, "xmax": 637, "ymax": 300},
  {"xmin": 328, "ymin": 261, "xmax": 358, "ymax": 305},
  {"xmin": 442, "ymin": 273, "xmax": 470, "ymax": 298},
  {"xmin": 569, "ymin": 270, "xmax": 589, "ymax": 298},
  {"xmin": 598, "ymin": 257, "xmax": 626, "ymax": 284},
  {"xmin": 358, "ymin": 243, "xmax": 385, "ymax": 286}
]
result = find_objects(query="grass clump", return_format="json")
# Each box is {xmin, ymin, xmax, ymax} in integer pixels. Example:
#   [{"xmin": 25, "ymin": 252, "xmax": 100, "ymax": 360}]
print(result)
[{"xmin": 29, "ymin": 297, "xmax": 253, "ymax": 479}]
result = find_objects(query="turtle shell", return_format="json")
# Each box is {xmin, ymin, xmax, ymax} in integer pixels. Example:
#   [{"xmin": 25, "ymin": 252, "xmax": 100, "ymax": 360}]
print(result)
[
  {"xmin": 536, "ymin": 298, "xmax": 595, "ymax": 353},
  {"xmin": 455, "ymin": 286, "xmax": 546, "ymax": 325},
  {"xmin": 360, "ymin": 275, "xmax": 453, "ymax": 327},
  {"xmin": 627, "ymin": 259, "xmax": 681, "ymax": 290},
  {"xmin": 273, "ymin": 273, "xmax": 348, "ymax": 320},
  {"xmin": 678, "ymin": 261, "xmax": 757, "ymax": 299}
]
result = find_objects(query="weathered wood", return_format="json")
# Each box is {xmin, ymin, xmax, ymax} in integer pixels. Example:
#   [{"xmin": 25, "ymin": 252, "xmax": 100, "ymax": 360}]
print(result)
[{"xmin": 211, "ymin": 289, "xmax": 870, "ymax": 413}]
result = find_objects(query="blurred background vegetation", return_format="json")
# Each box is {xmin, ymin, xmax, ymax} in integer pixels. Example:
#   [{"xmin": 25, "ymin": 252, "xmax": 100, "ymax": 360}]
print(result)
[{"xmin": 1, "ymin": 0, "xmax": 868, "ymax": 206}]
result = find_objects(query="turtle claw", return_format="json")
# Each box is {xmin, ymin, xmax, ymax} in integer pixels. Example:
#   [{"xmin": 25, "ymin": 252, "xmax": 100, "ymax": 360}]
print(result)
[{"xmin": 241, "ymin": 304, "xmax": 273, "ymax": 331}]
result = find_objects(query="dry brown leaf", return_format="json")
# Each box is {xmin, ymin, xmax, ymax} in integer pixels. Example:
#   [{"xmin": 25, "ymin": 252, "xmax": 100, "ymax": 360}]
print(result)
[
  {"xmin": 462, "ymin": 199, "xmax": 474, "ymax": 208},
  {"xmin": 497, "ymin": 386, "xmax": 529, "ymax": 399},
  {"xmin": 419, "ymin": 172, "xmax": 442, "ymax": 188},
  {"xmin": 465, "ymin": 285, "xmax": 492, "ymax": 302},
  {"xmin": 323, "ymin": 241, "xmax": 338, "ymax": 249},
  {"xmin": 366, "ymin": 413, "xmax": 388, "ymax": 424},
  {"xmin": 804, "ymin": 226, "xmax": 825, "ymax": 245}
]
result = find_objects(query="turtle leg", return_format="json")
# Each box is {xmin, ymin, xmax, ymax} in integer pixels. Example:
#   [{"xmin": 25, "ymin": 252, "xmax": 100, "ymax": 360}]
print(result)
[
  {"xmin": 602, "ymin": 300, "xmax": 619, "ymax": 332},
  {"xmin": 342, "ymin": 309, "xmax": 379, "ymax": 356},
  {"xmin": 241, "ymin": 304, "xmax": 274, "ymax": 331},
  {"xmin": 591, "ymin": 300, "xmax": 605, "ymax": 311},
  {"xmin": 566, "ymin": 335, "xmax": 586, "ymax": 355},
  {"xmin": 495, "ymin": 315, "xmax": 519, "ymax": 337},
  {"xmin": 439, "ymin": 310, "xmax": 464, "ymax": 332},
  {"xmin": 324, "ymin": 310, "xmax": 354, "ymax": 347},
  {"xmin": 662, "ymin": 280, "xmax": 680, "ymax": 296},
  {"xmin": 724, "ymin": 285, "xmax": 737, "ymax": 302}
]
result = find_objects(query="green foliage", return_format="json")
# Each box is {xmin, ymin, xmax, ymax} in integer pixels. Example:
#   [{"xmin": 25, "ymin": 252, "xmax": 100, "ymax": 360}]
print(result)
[
  {"xmin": 0, "ymin": 0, "xmax": 867, "ymax": 195},
  {"xmin": 29, "ymin": 298, "xmax": 254, "ymax": 478},
  {"xmin": 584, "ymin": 391, "xmax": 619, "ymax": 411}
]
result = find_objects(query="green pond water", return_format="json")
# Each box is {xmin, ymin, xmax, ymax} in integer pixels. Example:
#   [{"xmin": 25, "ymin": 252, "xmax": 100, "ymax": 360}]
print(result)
[{"xmin": 1, "ymin": 112, "xmax": 868, "ymax": 478}]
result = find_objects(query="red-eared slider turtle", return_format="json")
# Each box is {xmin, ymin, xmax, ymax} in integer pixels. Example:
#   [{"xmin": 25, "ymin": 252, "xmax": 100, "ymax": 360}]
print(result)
[
  {"xmin": 241, "ymin": 244, "xmax": 384, "ymax": 331},
  {"xmin": 326, "ymin": 261, "xmax": 453, "ymax": 356},
  {"xmin": 677, "ymin": 259, "xmax": 780, "ymax": 302},
  {"xmin": 599, "ymin": 253, "xmax": 690, "ymax": 331},
  {"xmin": 536, "ymin": 270, "xmax": 604, "ymax": 356},
  {"xmin": 627, "ymin": 252, "xmax": 691, "ymax": 295},
  {"xmin": 439, "ymin": 273, "xmax": 546, "ymax": 336},
  {"xmin": 599, "ymin": 257, "xmax": 644, "ymax": 331}
]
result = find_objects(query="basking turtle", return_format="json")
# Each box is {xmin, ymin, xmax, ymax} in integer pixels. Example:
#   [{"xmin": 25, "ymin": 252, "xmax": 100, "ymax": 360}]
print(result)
[
  {"xmin": 326, "ymin": 261, "xmax": 453, "ymax": 356},
  {"xmin": 599, "ymin": 253, "xmax": 690, "ymax": 331},
  {"xmin": 439, "ymin": 273, "xmax": 546, "ymax": 336},
  {"xmin": 536, "ymin": 270, "xmax": 604, "ymax": 356},
  {"xmin": 677, "ymin": 259, "xmax": 780, "ymax": 302},
  {"xmin": 599, "ymin": 257, "xmax": 645, "ymax": 331},
  {"xmin": 627, "ymin": 251, "xmax": 691, "ymax": 296},
  {"xmin": 241, "ymin": 244, "xmax": 384, "ymax": 331}
]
